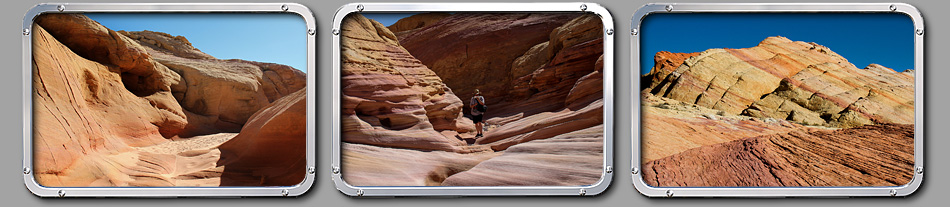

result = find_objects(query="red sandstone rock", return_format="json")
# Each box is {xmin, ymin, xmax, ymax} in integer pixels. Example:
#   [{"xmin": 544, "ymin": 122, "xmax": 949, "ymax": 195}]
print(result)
[
  {"xmin": 643, "ymin": 124, "xmax": 914, "ymax": 187},
  {"xmin": 341, "ymin": 14, "xmax": 474, "ymax": 153},
  {"xmin": 389, "ymin": 12, "xmax": 451, "ymax": 37},
  {"xmin": 217, "ymin": 88, "xmax": 307, "ymax": 186}
]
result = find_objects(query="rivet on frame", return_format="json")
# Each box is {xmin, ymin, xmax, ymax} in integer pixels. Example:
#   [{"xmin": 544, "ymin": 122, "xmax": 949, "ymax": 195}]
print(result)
[
  {"xmin": 332, "ymin": 29, "xmax": 340, "ymax": 36},
  {"xmin": 632, "ymin": 167, "xmax": 639, "ymax": 174},
  {"xmin": 58, "ymin": 190, "xmax": 65, "ymax": 197},
  {"xmin": 307, "ymin": 166, "xmax": 315, "ymax": 174},
  {"xmin": 307, "ymin": 28, "xmax": 315, "ymax": 36},
  {"xmin": 916, "ymin": 28, "xmax": 924, "ymax": 36},
  {"xmin": 631, "ymin": 28, "xmax": 638, "ymax": 36},
  {"xmin": 23, "ymin": 167, "xmax": 31, "ymax": 174},
  {"xmin": 357, "ymin": 189, "xmax": 364, "ymax": 196},
  {"xmin": 580, "ymin": 4, "xmax": 587, "ymax": 11},
  {"xmin": 331, "ymin": 165, "xmax": 341, "ymax": 174},
  {"xmin": 22, "ymin": 28, "xmax": 30, "ymax": 36},
  {"xmin": 357, "ymin": 4, "xmax": 364, "ymax": 12},
  {"xmin": 889, "ymin": 189, "xmax": 897, "ymax": 196},
  {"xmin": 605, "ymin": 29, "xmax": 614, "ymax": 36},
  {"xmin": 281, "ymin": 4, "xmax": 289, "ymax": 12},
  {"xmin": 665, "ymin": 5, "xmax": 673, "ymax": 12},
  {"xmin": 916, "ymin": 166, "xmax": 923, "ymax": 174},
  {"xmin": 579, "ymin": 188, "xmax": 587, "ymax": 196},
  {"xmin": 281, "ymin": 189, "xmax": 290, "ymax": 196},
  {"xmin": 57, "ymin": 5, "xmax": 65, "ymax": 12},
  {"xmin": 889, "ymin": 4, "xmax": 897, "ymax": 12},
  {"xmin": 605, "ymin": 166, "xmax": 613, "ymax": 173},
  {"xmin": 666, "ymin": 190, "xmax": 673, "ymax": 197}
]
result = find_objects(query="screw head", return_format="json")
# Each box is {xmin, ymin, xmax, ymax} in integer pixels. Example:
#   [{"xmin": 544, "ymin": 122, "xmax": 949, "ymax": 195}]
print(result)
[
  {"xmin": 605, "ymin": 166, "xmax": 613, "ymax": 173},
  {"xmin": 631, "ymin": 28, "xmax": 638, "ymax": 36},
  {"xmin": 666, "ymin": 190, "xmax": 673, "ymax": 197},
  {"xmin": 307, "ymin": 166, "xmax": 315, "ymax": 174},
  {"xmin": 58, "ymin": 190, "xmax": 65, "ymax": 197},
  {"xmin": 665, "ymin": 5, "xmax": 673, "ymax": 12},
  {"xmin": 632, "ymin": 167, "xmax": 639, "ymax": 174},
  {"xmin": 916, "ymin": 28, "xmax": 924, "ymax": 36},
  {"xmin": 22, "ymin": 28, "xmax": 30, "ymax": 36},
  {"xmin": 23, "ymin": 167, "xmax": 30, "ymax": 174},
  {"xmin": 580, "ymin": 4, "xmax": 587, "ymax": 11},
  {"xmin": 281, "ymin": 189, "xmax": 289, "ymax": 196},
  {"xmin": 307, "ymin": 28, "xmax": 315, "ymax": 36},
  {"xmin": 579, "ymin": 188, "xmax": 587, "ymax": 196},
  {"xmin": 281, "ymin": 4, "xmax": 289, "ymax": 11},
  {"xmin": 605, "ymin": 29, "xmax": 614, "ymax": 36},
  {"xmin": 356, "ymin": 189, "xmax": 364, "ymax": 196},
  {"xmin": 916, "ymin": 166, "xmax": 923, "ymax": 174},
  {"xmin": 57, "ymin": 5, "xmax": 65, "ymax": 12},
  {"xmin": 889, "ymin": 189, "xmax": 897, "ymax": 196},
  {"xmin": 331, "ymin": 29, "xmax": 340, "ymax": 36},
  {"xmin": 332, "ymin": 166, "xmax": 340, "ymax": 174},
  {"xmin": 889, "ymin": 4, "xmax": 897, "ymax": 11},
  {"xmin": 357, "ymin": 4, "xmax": 364, "ymax": 12}
]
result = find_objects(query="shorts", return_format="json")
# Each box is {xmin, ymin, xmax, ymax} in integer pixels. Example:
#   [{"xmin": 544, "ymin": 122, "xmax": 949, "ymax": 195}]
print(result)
[{"xmin": 472, "ymin": 114, "xmax": 483, "ymax": 123}]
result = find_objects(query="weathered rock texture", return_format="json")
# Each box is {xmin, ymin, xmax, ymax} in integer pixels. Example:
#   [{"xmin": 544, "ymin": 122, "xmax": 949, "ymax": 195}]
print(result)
[
  {"xmin": 643, "ymin": 36, "xmax": 914, "ymax": 128},
  {"xmin": 388, "ymin": 12, "xmax": 451, "ymax": 37},
  {"xmin": 341, "ymin": 14, "xmax": 605, "ymax": 186},
  {"xmin": 643, "ymin": 124, "xmax": 914, "ymax": 187},
  {"xmin": 396, "ymin": 13, "xmax": 600, "ymax": 114},
  {"xmin": 31, "ymin": 14, "xmax": 306, "ymax": 187},
  {"xmin": 341, "ymin": 14, "xmax": 474, "ymax": 153}
]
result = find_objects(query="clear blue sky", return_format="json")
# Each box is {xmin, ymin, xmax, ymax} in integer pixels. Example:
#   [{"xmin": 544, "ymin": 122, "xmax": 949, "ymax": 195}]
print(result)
[
  {"xmin": 640, "ymin": 13, "xmax": 914, "ymax": 75},
  {"xmin": 86, "ymin": 13, "xmax": 307, "ymax": 72},
  {"xmin": 361, "ymin": 13, "xmax": 419, "ymax": 27}
]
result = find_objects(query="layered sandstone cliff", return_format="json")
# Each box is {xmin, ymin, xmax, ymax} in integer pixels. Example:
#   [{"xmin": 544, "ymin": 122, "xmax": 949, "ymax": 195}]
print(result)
[
  {"xmin": 640, "ymin": 36, "xmax": 915, "ymax": 187},
  {"xmin": 341, "ymin": 13, "xmax": 605, "ymax": 186},
  {"xmin": 31, "ymin": 14, "xmax": 306, "ymax": 187},
  {"xmin": 643, "ymin": 36, "xmax": 914, "ymax": 128}
]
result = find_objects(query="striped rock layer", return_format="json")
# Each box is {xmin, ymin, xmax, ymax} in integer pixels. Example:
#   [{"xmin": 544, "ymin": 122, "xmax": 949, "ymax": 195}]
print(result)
[{"xmin": 644, "ymin": 36, "xmax": 914, "ymax": 128}]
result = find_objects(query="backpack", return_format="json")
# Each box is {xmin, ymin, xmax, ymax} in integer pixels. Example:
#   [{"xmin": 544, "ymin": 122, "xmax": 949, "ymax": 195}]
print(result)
[{"xmin": 474, "ymin": 96, "xmax": 487, "ymax": 112}]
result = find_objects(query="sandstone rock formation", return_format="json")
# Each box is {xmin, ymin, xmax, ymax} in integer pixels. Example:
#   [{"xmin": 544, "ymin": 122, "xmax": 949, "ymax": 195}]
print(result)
[
  {"xmin": 218, "ymin": 88, "xmax": 307, "ymax": 186},
  {"xmin": 643, "ymin": 36, "xmax": 914, "ymax": 128},
  {"xmin": 31, "ymin": 13, "xmax": 307, "ymax": 187},
  {"xmin": 643, "ymin": 124, "xmax": 914, "ymax": 187},
  {"xmin": 639, "ymin": 36, "xmax": 916, "ymax": 187},
  {"xmin": 341, "ymin": 13, "xmax": 605, "ymax": 187},
  {"xmin": 387, "ymin": 12, "xmax": 451, "ymax": 36},
  {"xmin": 396, "ymin": 13, "xmax": 588, "ymax": 109},
  {"xmin": 341, "ymin": 14, "xmax": 474, "ymax": 153}
]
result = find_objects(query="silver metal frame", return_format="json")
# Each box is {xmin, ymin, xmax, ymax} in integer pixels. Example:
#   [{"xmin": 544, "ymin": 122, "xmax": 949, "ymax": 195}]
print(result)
[
  {"xmin": 21, "ymin": 3, "xmax": 316, "ymax": 197},
  {"xmin": 631, "ymin": 3, "xmax": 924, "ymax": 197},
  {"xmin": 331, "ymin": 2, "xmax": 614, "ymax": 196}
]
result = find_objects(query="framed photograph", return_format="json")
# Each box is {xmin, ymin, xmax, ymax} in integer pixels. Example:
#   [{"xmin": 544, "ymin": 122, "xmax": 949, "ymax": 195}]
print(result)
[
  {"xmin": 22, "ymin": 3, "xmax": 316, "ymax": 197},
  {"xmin": 331, "ymin": 3, "xmax": 614, "ymax": 196},
  {"xmin": 631, "ymin": 3, "xmax": 924, "ymax": 197}
]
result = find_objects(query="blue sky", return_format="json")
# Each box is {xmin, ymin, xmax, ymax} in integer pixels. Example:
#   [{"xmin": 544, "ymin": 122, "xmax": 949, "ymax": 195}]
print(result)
[
  {"xmin": 86, "ymin": 13, "xmax": 307, "ymax": 72},
  {"xmin": 361, "ymin": 13, "xmax": 419, "ymax": 27},
  {"xmin": 640, "ymin": 13, "xmax": 914, "ymax": 75}
]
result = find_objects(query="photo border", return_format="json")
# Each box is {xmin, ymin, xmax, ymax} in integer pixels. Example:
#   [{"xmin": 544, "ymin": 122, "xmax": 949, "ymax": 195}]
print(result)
[
  {"xmin": 630, "ymin": 3, "xmax": 925, "ymax": 197},
  {"xmin": 21, "ymin": 3, "xmax": 317, "ymax": 197},
  {"xmin": 331, "ymin": 2, "xmax": 615, "ymax": 196}
]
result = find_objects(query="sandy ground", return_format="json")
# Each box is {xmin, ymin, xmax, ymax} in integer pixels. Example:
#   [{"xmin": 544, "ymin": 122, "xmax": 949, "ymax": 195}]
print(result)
[{"xmin": 135, "ymin": 133, "xmax": 239, "ymax": 155}]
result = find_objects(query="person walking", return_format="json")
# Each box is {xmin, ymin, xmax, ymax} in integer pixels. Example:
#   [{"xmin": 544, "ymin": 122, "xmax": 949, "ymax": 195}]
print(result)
[{"xmin": 470, "ymin": 89, "xmax": 486, "ymax": 138}]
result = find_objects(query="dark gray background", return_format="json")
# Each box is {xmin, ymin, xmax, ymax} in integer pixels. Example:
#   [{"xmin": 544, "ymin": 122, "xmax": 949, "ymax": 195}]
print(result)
[{"xmin": 2, "ymin": 0, "xmax": 945, "ymax": 205}]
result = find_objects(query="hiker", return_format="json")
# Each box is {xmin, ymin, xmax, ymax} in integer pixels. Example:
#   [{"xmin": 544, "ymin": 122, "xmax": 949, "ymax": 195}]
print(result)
[{"xmin": 470, "ymin": 89, "xmax": 486, "ymax": 138}]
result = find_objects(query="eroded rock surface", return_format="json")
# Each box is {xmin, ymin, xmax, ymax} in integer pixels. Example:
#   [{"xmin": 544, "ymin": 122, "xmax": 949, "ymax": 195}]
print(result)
[
  {"xmin": 643, "ymin": 124, "xmax": 914, "ymax": 187},
  {"xmin": 643, "ymin": 36, "xmax": 914, "ymax": 128},
  {"xmin": 31, "ymin": 14, "xmax": 307, "ymax": 187}
]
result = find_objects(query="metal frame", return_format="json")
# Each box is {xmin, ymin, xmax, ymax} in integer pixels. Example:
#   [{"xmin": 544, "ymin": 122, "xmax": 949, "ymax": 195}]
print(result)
[
  {"xmin": 331, "ymin": 2, "xmax": 614, "ymax": 196},
  {"xmin": 22, "ymin": 3, "xmax": 316, "ymax": 197},
  {"xmin": 631, "ymin": 3, "xmax": 924, "ymax": 197}
]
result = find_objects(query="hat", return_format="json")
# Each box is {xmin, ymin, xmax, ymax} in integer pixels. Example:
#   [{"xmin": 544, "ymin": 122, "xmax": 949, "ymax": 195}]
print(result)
[{"xmin": 474, "ymin": 89, "xmax": 481, "ymax": 95}]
